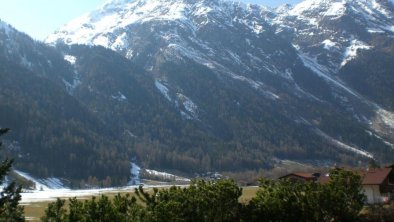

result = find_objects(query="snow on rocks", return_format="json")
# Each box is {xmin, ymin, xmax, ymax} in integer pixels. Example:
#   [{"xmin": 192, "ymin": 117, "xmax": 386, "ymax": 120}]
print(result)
[
  {"xmin": 155, "ymin": 80, "xmax": 172, "ymax": 102},
  {"xmin": 322, "ymin": 39, "xmax": 337, "ymax": 50},
  {"xmin": 111, "ymin": 91, "xmax": 127, "ymax": 101},
  {"xmin": 63, "ymin": 74, "xmax": 81, "ymax": 95},
  {"xmin": 176, "ymin": 93, "xmax": 199, "ymax": 120},
  {"xmin": 275, "ymin": 0, "xmax": 393, "ymax": 74},
  {"xmin": 64, "ymin": 55, "xmax": 77, "ymax": 65},
  {"xmin": 314, "ymin": 129, "xmax": 374, "ymax": 159},
  {"xmin": 341, "ymin": 39, "xmax": 372, "ymax": 67},
  {"xmin": 63, "ymin": 55, "xmax": 81, "ymax": 94},
  {"xmin": 111, "ymin": 32, "xmax": 129, "ymax": 51},
  {"xmin": 14, "ymin": 170, "xmax": 68, "ymax": 191},
  {"xmin": 376, "ymin": 109, "xmax": 394, "ymax": 131},
  {"xmin": 154, "ymin": 80, "xmax": 201, "ymax": 120},
  {"xmin": 298, "ymin": 52, "xmax": 360, "ymax": 98},
  {"xmin": 324, "ymin": 1, "xmax": 346, "ymax": 18},
  {"xmin": 366, "ymin": 130, "xmax": 394, "ymax": 150},
  {"xmin": 144, "ymin": 169, "xmax": 191, "ymax": 182},
  {"xmin": 46, "ymin": 0, "xmax": 189, "ymax": 47},
  {"xmin": 129, "ymin": 162, "xmax": 141, "ymax": 185}
]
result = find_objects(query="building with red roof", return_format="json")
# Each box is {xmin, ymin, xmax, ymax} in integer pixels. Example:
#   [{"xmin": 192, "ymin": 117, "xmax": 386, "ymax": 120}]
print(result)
[
  {"xmin": 361, "ymin": 165, "xmax": 394, "ymax": 204},
  {"xmin": 279, "ymin": 164, "xmax": 394, "ymax": 204},
  {"xmin": 278, "ymin": 172, "xmax": 320, "ymax": 183}
]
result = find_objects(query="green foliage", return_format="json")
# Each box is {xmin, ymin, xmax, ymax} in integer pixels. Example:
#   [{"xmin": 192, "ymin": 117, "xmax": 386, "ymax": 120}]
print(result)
[
  {"xmin": 359, "ymin": 204, "xmax": 394, "ymax": 222},
  {"xmin": 136, "ymin": 180, "xmax": 242, "ymax": 222},
  {"xmin": 0, "ymin": 128, "xmax": 24, "ymax": 221},
  {"xmin": 42, "ymin": 179, "xmax": 242, "ymax": 222},
  {"xmin": 41, "ymin": 195, "xmax": 146, "ymax": 222},
  {"xmin": 323, "ymin": 168, "xmax": 365, "ymax": 221},
  {"xmin": 41, "ymin": 199, "xmax": 67, "ymax": 222},
  {"xmin": 248, "ymin": 168, "xmax": 365, "ymax": 222},
  {"xmin": 42, "ymin": 174, "xmax": 366, "ymax": 222}
]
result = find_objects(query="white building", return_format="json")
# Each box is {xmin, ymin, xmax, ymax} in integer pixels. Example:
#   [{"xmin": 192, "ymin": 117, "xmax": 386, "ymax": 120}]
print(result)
[{"xmin": 361, "ymin": 165, "xmax": 394, "ymax": 204}]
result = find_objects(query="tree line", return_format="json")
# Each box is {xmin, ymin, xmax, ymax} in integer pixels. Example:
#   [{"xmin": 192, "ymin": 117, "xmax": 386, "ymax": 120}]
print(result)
[
  {"xmin": 40, "ymin": 168, "xmax": 366, "ymax": 222},
  {"xmin": 0, "ymin": 128, "xmax": 387, "ymax": 221}
]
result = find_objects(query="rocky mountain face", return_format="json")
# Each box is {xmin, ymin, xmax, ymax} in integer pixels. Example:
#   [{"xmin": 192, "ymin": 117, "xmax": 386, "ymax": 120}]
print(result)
[
  {"xmin": 275, "ymin": 0, "xmax": 394, "ymax": 69},
  {"xmin": 1, "ymin": 0, "xmax": 394, "ymax": 186},
  {"xmin": 271, "ymin": 0, "xmax": 394, "ymax": 143},
  {"xmin": 273, "ymin": 0, "xmax": 394, "ymax": 109}
]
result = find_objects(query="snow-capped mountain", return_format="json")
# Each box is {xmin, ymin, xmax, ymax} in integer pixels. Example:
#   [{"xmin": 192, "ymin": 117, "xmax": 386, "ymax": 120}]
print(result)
[
  {"xmin": 47, "ymin": 0, "xmax": 281, "ymax": 79},
  {"xmin": 2, "ymin": 0, "xmax": 394, "ymax": 185},
  {"xmin": 274, "ymin": 0, "xmax": 394, "ymax": 72},
  {"xmin": 47, "ymin": 0, "xmax": 394, "ymax": 163},
  {"xmin": 48, "ymin": 0, "xmax": 308, "ymax": 117},
  {"xmin": 272, "ymin": 0, "xmax": 394, "ymax": 133}
]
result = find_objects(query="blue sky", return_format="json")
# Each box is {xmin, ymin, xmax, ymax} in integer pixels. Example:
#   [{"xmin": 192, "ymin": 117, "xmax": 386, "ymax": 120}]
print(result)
[{"xmin": 0, "ymin": 0, "xmax": 298, "ymax": 40}]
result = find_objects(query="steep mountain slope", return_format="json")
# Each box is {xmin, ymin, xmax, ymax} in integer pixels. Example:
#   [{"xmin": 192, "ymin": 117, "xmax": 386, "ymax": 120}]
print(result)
[
  {"xmin": 46, "ymin": 0, "xmax": 394, "ymax": 169},
  {"xmin": 273, "ymin": 0, "xmax": 394, "ymax": 115},
  {"xmin": 0, "ymin": 20, "xmax": 131, "ymax": 187},
  {"xmin": 272, "ymin": 0, "xmax": 394, "ymax": 144},
  {"xmin": 274, "ymin": 0, "xmax": 394, "ymax": 71},
  {"xmin": 0, "ymin": 20, "xmax": 77, "ymax": 88},
  {"xmin": 1, "ymin": 0, "xmax": 394, "ymax": 185}
]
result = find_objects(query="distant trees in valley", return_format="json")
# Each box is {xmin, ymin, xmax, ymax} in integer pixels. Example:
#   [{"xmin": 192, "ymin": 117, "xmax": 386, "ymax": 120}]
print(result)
[{"xmin": 42, "ymin": 168, "xmax": 368, "ymax": 222}]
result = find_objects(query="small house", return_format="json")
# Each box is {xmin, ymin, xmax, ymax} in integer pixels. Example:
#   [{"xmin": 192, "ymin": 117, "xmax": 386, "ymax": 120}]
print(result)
[
  {"xmin": 361, "ymin": 165, "xmax": 394, "ymax": 204},
  {"xmin": 278, "ymin": 164, "xmax": 394, "ymax": 204},
  {"xmin": 279, "ymin": 172, "xmax": 320, "ymax": 183}
]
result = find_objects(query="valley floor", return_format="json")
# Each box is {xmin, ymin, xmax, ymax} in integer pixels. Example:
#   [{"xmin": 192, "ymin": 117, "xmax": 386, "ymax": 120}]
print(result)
[{"xmin": 22, "ymin": 186, "xmax": 259, "ymax": 221}]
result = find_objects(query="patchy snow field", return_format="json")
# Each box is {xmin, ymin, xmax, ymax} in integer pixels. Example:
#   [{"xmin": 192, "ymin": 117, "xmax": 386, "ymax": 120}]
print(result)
[{"xmin": 20, "ymin": 186, "xmax": 140, "ymax": 204}]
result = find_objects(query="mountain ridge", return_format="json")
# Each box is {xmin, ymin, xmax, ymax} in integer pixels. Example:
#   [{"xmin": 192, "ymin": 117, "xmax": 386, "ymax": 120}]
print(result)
[{"xmin": 45, "ymin": 0, "xmax": 394, "ymax": 161}]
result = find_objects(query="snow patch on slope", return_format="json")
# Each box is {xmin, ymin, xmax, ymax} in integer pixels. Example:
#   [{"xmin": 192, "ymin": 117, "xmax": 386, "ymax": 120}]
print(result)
[
  {"xmin": 322, "ymin": 39, "xmax": 337, "ymax": 50},
  {"xmin": 369, "ymin": 0, "xmax": 393, "ymax": 18},
  {"xmin": 155, "ymin": 80, "xmax": 200, "ymax": 120},
  {"xmin": 298, "ymin": 52, "xmax": 360, "ymax": 98},
  {"xmin": 62, "ymin": 55, "xmax": 81, "ymax": 94},
  {"xmin": 177, "ymin": 93, "xmax": 198, "ymax": 120},
  {"xmin": 112, "ymin": 32, "xmax": 129, "ymax": 51},
  {"xmin": 324, "ymin": 1, "xmax": 346, "ymax": 18},
  {"xmin": 64, "ymin": 55, "xmax": 77, "ymax": 65},
  {"xmin": 229, "ymin": 74, "xmax": 280, "ymax": 100},
  {"xmin": 314, "ymin": 129, "xmax": 374, "ymax": 159},
  {"xmin": 155, "ymin": 80, "xmax": 172, "ymax": 102},
  {"xmin": 20, "ymin": 185, "xmax": 149, "ymax": 204},
  {"xmin": 129, "ymin": 162, "xmax": 141, "ymax": 185},
  {"xmin": 63, "ymin": 73, "xmax": 81, "ymax": 95},
  {"xmin": 144, "ymin": 169, "xmax": 190, "ymax": 182},
  {"xmin": 341, "ymin": 40, "xmax": 372, "ymax": 67},
  {"xmin": 383, "ymin": 25, "xmax": 394, "ymax": 33},
  {"xmin": 14, "ymin": 170, "xmax": 68, "ymax": 191},
  {"xmin": 377, "ymin": 109, "xmax": 394, "ymax": 130},
  {"xmin": 111, "ymin": 91, "xmax": 127, "ymax": 101},
  {"xmin": 287, "ymin": 0, "xmax": 346, "ymax": 24},
  {"xmin": 366, "ymin": 130, "xmax": 394, "ymax": 150}
]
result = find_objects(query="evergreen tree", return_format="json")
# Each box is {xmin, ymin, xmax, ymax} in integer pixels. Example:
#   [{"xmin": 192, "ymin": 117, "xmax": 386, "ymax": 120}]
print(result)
[
  {"xmin": 0, "ymin": 128, "xmax": 24, "ymax": 221},
  {"xmin": 247, "ymin": 168, "xmax": 365, "ymax": 222},
  {"xmin": 41, "ymin": 198, "xmax": 67, "ymax": 222}
]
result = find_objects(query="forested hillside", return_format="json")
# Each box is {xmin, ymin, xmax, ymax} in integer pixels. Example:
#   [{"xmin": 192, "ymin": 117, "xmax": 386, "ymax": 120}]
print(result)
[{"xmin": 0, "ymin": 0, "xmax": 394, "ymax": 186}]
